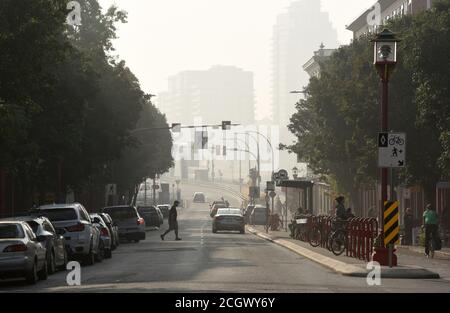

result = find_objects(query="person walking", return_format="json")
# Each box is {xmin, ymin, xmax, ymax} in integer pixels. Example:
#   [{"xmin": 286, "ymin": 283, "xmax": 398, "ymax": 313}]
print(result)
[
  {"xmin": 403, "ymin": 208, "xmax": 414, "ymax": 246},
  {"xmin": 161, "ymin": 201, "xmax": 182, "ymax": 241},
  {"xmin": 423, "ymin": 204, "xmax": 439, "ymax": 257}
]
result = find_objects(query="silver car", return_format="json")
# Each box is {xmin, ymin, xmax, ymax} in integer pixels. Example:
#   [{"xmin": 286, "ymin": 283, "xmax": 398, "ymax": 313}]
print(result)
[
  {"xmin": 37, "ymin": 203, "xmax": 101, "ymax": 265},
  {"xmin": 0, "ymin": 221, "xmax": 48, "ymax": 284},
  {"xmin": 90, "ymin": 214, "xmax": 112, "ymax": 259},
  {"xmin": 2, "ymin": 216, "xmax": 68, "ymax": 274},
  {"xmin": 102, "ymin": 206, "xmax": 146, "ymax": 243}
]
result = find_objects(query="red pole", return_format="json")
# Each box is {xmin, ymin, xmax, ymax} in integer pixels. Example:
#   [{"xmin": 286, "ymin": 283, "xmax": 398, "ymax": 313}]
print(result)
[{"xmin": 380, "ymin": 65, "xmax": 389, "ymax": 245}]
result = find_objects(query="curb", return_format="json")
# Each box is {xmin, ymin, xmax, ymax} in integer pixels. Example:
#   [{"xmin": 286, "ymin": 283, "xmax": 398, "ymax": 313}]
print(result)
[{"xmin": 247, "ymin": 226, "xmax": 440, "ymax": 279}]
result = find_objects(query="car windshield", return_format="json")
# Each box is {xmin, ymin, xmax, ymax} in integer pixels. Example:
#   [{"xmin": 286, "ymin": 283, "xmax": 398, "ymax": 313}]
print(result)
[
  {"xmin": 25, "ymin": 221, "xmax": 39, "ymax": 233},
  {"xmin": 0, "ymin": 224, "xmax": 24, "ymax": 239},
  {"xmin": 158, "ymin": 206, "xmax": 169, "ymax": 210},
  {"xmin": 40, "ymin": 208, "xmax": 78, "ymax": 221},
  {"xmin": 103, "ymin": 207, "xmax": 137, "ymax": 220},
  {"xmin": 138, "ymin": 207, "xmax": 156, "ymax": 214}
]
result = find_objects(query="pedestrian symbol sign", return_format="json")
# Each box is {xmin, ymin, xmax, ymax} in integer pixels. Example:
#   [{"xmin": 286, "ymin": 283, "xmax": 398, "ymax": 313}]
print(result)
[
  {"xmin": 378, "ymin": 133, "xmax": 406, "ymax": 168},
  {"xmin": 384, "ymin": 201, "xmax": 400, "ymax": 247}
]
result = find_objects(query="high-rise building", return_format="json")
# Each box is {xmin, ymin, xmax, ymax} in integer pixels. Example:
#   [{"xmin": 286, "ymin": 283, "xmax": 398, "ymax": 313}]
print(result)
[
  {"xmin": 158, "ymin": 66, "xmax": 255, "ymax": 126},
  {"xmin": 347, "ymin": 0, "xmax": 434, "ymax": 39},
  {"xmin": 271, "ymin": 0, "xmax": 338, "ymax": 170}
]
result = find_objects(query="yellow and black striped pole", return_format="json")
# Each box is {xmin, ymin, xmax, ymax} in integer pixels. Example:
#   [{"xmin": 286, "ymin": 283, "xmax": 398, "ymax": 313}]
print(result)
[{"xmin": 384, "ymin": 201, "xmax": 400, "ymax": 247}]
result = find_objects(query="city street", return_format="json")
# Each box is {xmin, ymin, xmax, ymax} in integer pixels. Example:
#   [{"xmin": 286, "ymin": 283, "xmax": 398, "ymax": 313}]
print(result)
[{"xmin": 1, "ymin": 183, "xmax": 449, "ymax": 293}]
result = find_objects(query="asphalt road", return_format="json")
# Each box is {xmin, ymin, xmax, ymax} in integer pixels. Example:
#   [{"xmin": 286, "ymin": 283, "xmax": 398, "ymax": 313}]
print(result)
[{"xmin": 1, "ymin": 183, "xmax": 449, "ymax": 293}]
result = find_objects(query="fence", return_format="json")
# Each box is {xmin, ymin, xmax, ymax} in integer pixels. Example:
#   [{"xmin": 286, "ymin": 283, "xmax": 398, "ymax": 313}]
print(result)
[{"xmin": 291, "ymin": 214, "xmax": 378, "ymax": 262}]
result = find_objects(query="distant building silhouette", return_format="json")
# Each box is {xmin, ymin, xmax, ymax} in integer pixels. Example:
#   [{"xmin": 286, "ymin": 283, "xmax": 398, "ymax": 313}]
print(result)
[
  {"xmin": 271, "ymin": 0, "xmax": 338, "ymax": 169},
  {"xmin": 158, "ymin": 66, "xmax": 255, "ymax": 126}
]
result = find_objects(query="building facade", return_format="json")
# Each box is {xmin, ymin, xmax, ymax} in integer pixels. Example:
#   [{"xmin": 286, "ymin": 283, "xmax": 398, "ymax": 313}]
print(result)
[
  {"xmin": 347, "ymin": 0, "xmax": 434, "ymax": 39},
  {"xmin": 303, "ymin": 43, "xmax": 336, "ymax": 78}
]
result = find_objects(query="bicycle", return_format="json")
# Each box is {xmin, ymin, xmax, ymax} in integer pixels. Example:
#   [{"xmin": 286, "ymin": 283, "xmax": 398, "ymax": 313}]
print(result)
[
  {"xmin": 389, "ymin": 136, "xmax": 405, "ymax": 146},
  {"xmin": 329, "ymin": 219, "xmax": 349, "ymax": 256},
  {"xmin": 309, "ymin": 224, "xmax": 322, "ymax": 247}
]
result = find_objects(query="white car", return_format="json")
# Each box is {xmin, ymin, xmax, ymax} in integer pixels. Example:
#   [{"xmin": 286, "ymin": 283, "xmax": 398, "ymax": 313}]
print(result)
[
  {"xmin": 0, "ymin": 221, "xmax": 48, "ymax": 284},
  {"xmin": 37, "ymin": 203, "xmax": 101, "ymax": 265}
]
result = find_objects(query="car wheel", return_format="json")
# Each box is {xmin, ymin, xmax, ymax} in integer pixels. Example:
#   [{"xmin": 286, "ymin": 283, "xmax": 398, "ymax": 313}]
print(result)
[
  {"xmin": 25, "ymin": 261, "xmax": 38, "ymax": 285},
  {"xmin": 95, "ymin": 241, "xmax": 105, "ymax": 262},
  {"xmin": 47, "ymin": 250, "xmax": 56, "ymax": 275},
  {"xmin": 105, "ymin": 249, "xmax": 112, "ymax": 259},
  {"xmin": 84, "ymin": 245, "xmax": 95, "ymax": 266},
  {"xmin": 38, "ymin": 259, "xmax": 48, "ymax": 280}
]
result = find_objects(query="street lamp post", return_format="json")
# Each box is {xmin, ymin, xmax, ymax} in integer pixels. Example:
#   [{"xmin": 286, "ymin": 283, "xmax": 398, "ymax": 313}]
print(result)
[{"xmin": 371, "ymin": 28, "xmax": 400, "ymax": 266}]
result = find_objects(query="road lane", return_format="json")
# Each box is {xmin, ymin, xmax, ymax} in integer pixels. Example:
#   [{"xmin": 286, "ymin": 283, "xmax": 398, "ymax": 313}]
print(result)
[{"xmin": 1, "ymin": 184, "xmax": 450, "ymax": 293}]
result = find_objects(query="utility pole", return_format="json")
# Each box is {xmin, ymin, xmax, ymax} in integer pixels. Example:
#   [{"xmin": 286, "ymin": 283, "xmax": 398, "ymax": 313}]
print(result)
[{"xmin": 152, "ymin": 176, "xmax": 156, "ymax": 206}]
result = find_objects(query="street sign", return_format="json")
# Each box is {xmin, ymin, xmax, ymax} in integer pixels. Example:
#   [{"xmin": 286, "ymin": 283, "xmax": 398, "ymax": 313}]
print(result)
[
  {"xmin": 384, "ymin": 201, "xmax": 400, "ymax": 247},
  {"xmin": 272, "ymin": 172, "xmax": 280, "ymax": 181},
  {"xmin": 269, "ymin": 191, "xmax": 276, "ymax": 198},
  {"xmin": 266, "ymin": 181, "xmax": 275, "ymax": 192},
  {"xmin": 378, "ymin": 133, "xmax": 406, "ymax": 168},
  {"xmin": 274, "ymin": 169, "xmax": 289, "ymax": 186},
  {"xmin": 278, "ymin": 169, "xmax": 288, "ymax": 180},
  {"xmin": 222, "ymin": 121, "xmax": 231, "ymax": 130}
]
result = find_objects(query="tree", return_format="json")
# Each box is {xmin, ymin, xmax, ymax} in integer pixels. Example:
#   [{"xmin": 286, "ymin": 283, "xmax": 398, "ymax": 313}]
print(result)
[{"xmin": 287, "ymin": 1, "xmax": 450, "ymax": 206}]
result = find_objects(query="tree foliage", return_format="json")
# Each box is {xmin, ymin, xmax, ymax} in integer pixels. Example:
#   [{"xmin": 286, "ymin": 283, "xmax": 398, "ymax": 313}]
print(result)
[
  {"xmin": 287, "ymin": 0, "xmax": 450, "ymax": 204},
  {"xmin": 0, "ymin": 0, "xmax": 173, "ymax": 209}
]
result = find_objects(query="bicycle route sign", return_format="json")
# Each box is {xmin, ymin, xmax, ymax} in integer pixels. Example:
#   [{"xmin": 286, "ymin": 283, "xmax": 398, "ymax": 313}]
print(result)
[{"xmin": 378, "ymin": 132, "xmax": 406, "ymax": 168}]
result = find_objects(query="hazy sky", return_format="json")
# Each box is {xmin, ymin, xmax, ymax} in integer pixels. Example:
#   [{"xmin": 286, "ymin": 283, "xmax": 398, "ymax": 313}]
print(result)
[{"xmin": 98, "ymin": 0, "xmax": 375, "ymax": 120}]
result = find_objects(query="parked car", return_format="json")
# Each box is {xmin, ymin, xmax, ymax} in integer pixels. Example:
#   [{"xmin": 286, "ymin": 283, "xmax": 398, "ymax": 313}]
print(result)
[
  {"xmin": 193, "ymin": 192, "xmax": 206, "ymax": 203},
  {"xmin": 210, "ymin": 202, "xmax": 228, "ymax": 218},
  {"xmin": 157, "ymin": 205, "xmax": 170, "ymax": 219},
  {"xmin": 37, "ymin": 203, "xmax": 101, "ymax": 265},
  {"xmin": 138, "ymin": 206, "xmax": 163, "ymax": 227},
  {"xmin": 0, "ymin": 221, "xmax": 48, "ymax": 284},
  {"xmin": 99, "ymin": 213, "xmax": 119, "ymax": 250},
  {"xmin": 212, "ymin": 208, "xmax": 245, "ymax": 234},
  {"xmin": 243, "ymin": 205, "xmax": 255, "ymax": 224},
  {"xmin": 1, "ymin": 216, "xmax": 67, "ymax": 274},
  {"xmin": 102, "ymin": 206, "xmax": 146, "ymax": 243},
  {"xmin": 90, "ymin": 214, "xmax": 112, "ymax": 259},
  {"xmin": 250, "ymin": 205, "xmax": 268, "ymax": 226}
]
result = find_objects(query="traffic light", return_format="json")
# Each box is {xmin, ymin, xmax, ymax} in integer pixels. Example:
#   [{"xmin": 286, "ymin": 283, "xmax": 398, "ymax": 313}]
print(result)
[
  {"xmin": 222, "ymin": 121, "xmax": 231, "ymax": 130},
  {"xmin": 171, "ymin": 123, "xmax": 181, "ymax": 133}
]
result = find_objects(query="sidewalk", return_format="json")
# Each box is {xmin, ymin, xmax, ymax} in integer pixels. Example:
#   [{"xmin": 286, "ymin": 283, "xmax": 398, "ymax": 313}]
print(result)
[
  {"xmin": 397, "ymin": 245, "xmax": 450, "ymax": 259},
  {"xmin": 247, "ymin": 225, "xmax": 441, "ymax": 279}
]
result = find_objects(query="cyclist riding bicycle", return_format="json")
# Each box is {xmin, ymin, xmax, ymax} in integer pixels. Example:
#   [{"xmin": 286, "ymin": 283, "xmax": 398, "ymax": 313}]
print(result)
[
  {"xmin": 335, "ymin": 196, "xmax": 347, "ymax": 219},
  {"xmin": 423, "ymin": 204, "xmax": 439, "ymax": 258}
]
